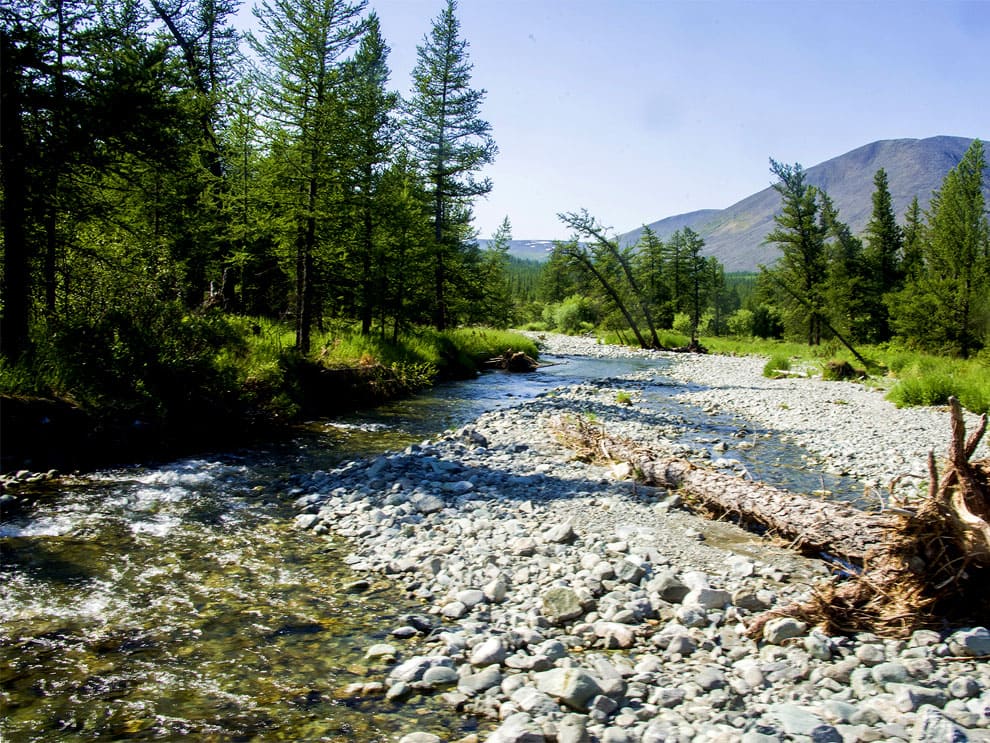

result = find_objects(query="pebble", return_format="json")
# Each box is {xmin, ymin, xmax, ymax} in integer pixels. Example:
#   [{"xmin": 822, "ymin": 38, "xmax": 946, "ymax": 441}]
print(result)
[{"xmin": 291, "ymin": 332, "xmax": 990, "ymax": 742}]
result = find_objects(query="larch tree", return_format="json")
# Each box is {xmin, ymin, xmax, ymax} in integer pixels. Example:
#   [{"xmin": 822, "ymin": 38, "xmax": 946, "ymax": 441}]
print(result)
[
  {"xmin": 762, "ymin": 159, "xmax": 828, "ymax": 345},
  {"xmin": 404, "ymin": 0, "xmax": 496, "ymax": 330},
  {"xmin": 633, "ymin": 226, "xmax": 671, "ymax": 328},
  {"xmin": 249, "ymin": 0, "xmax": 366, "ymax": 352},
  {"xmin": 819, "ymin": 191, "xmax": 865, "ymax": 340},
  {"xmin": 339, "ymin": 12, "xmax": 399, "ymax": 335},
  {"xmin": 150, "ymin": 0, "xmax": 243, "ymax": 306},
  {"xmin": 559, "ymin": 209, "xmax": 662, "ymax": 348},
  {"xmin": 900, "ymin": 195, "xmax": 925, "ymax": 280},
  {"xmin": 861, "ymin": 167, "xmax": 903, "ymax": 342},
  {"xmin": 889, "ymin": 139, "xmax": 989, "ymax": 357},
  {"xmin": 679, "ymin": 227, "xmax": 708, "ymax": 346}
]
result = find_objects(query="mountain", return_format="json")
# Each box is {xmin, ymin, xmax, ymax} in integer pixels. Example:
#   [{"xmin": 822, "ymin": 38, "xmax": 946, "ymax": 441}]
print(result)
[
  {"xmin": 476, "ymin": 239, "xmax": 558, "ymax": 261},
  {"xmin": 619, "ymin": 136, "xmax": 988, "ymax": 272}
]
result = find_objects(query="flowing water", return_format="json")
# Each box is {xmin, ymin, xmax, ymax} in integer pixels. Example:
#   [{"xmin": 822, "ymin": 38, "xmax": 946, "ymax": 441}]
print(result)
[{"xmin": 1, "ymin": 355, "xmax": 862, "ymax": 741}]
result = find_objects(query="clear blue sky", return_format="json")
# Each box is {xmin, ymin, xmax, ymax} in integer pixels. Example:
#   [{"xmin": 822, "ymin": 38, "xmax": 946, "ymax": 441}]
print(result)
[{"xmin": 262, "ymin": 0, "xmax": 990, "ymax": 240}]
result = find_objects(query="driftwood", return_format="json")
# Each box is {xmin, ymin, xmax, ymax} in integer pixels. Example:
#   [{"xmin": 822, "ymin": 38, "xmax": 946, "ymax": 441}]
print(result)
[
  {"xmin": 550, "ymin": 414, "xmax": 891, "ymax": 561},
  {"xmin": 751, "ymin": 397, "xmax": 989, "ymax": 637},
  {"xmin": 486, "ymin": 350, "xmax": 539, "ymax": 373},
  {"xmin": 552, "ymin": 398, "xmax": 990, "ymax": 636}
]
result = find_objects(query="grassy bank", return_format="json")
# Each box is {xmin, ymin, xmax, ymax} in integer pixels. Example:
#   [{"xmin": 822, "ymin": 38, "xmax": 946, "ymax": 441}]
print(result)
[
  {"xmin": 0, "ymin": 314, "xmax": 538, "ymax": 472},
  {"xmin": 707, "ymin": 337, "xmax": 989, "ymax": 415},
  {"xmin": 589, "ymin": 328, "xmax": 989, "ymax": 415}
]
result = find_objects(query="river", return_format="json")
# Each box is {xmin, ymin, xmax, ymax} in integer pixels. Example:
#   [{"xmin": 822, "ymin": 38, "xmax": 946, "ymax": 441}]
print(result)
[{"xmin": 0, "ymin": 354, "xmax": 862, "ymax": 741}]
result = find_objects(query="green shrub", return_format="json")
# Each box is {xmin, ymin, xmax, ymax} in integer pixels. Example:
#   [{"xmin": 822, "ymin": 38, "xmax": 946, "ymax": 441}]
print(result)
[
  {"xmin": 763, "ymin": 354, "xmax": 791, "ymax": 378},
  {"xmin": 543, "ymin": 295, "xmax": 596, "ymax": 335},
  {"xmin": 726, "ymin": 309, "xmax": 754, "ymax": 337},
  {"xmin": 672, "ymin": 312, "xmax": 693, "ymax": 336}
]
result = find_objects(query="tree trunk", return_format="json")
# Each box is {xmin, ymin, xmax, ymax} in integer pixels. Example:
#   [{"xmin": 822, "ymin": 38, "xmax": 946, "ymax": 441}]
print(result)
[
  {"xmin": 562, "ymin": 247, "xmax": 650, "ymax": 349},
  {"xmin": 550, "ymin": 414, "xmax": 890, "ymax": 561}
]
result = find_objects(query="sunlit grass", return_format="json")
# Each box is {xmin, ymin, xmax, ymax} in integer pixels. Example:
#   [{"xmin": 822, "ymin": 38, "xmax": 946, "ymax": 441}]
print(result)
[{"xmin": 702, "ymin": 334, "xmax": 988, "ymax": 414}]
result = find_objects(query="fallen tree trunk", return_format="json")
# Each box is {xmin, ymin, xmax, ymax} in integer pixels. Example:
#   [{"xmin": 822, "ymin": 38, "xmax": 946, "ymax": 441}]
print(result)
[
  {"xmin": 552, "ymin": 399, "xmax": 990, "ymax": 636},
  {"xmin": 550, "ymin": 414, "xmax": 892, "ymax": 561}
]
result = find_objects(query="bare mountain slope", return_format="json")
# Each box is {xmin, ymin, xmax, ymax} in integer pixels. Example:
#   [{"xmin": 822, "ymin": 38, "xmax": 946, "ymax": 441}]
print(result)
[{"xmin": 619, "ymin": 136, "xmax": 988, "ymax": 272}]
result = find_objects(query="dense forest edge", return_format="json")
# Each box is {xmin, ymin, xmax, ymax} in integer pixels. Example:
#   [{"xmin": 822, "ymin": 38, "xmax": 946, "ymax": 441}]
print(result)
[{"xmin": 2, "ymin": 0, "xmax": 989, "ymax": 476}]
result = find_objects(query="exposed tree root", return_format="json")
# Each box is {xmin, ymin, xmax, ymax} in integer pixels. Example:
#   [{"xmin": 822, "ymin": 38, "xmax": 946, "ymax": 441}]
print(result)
[{"xmin": 763, "ymin": 397, "xmax": 989, "ymax": 637}]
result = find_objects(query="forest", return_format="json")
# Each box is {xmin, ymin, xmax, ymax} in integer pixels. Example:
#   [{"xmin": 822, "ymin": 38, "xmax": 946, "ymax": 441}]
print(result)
[{"xmin": 2, "ymin": 0, "xmax": 989, "ymax": 464}]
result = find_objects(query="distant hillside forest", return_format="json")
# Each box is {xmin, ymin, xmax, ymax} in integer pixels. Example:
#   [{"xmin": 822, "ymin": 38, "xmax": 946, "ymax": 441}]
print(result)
[
  {"xmin": 526, "ymin": 142, "xmax": 988, "ymax": 361},
  {"xmin": 2, "ymin": 0, "xmax": 988, "ymax": 438}
]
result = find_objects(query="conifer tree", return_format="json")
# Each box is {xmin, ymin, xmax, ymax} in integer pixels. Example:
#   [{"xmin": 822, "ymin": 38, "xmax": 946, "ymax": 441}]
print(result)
[
  {"xmin": 762, "ymin": 159, "xmax": 828, "ymax": 345},
  {"xmin": 404, "ymin": 0, "xmax": 496, "ymax": 330},
  {"xmin": 900, "ymin": 196, "xmax": 925, "ymax": 280},
  {"xmin": 250, "ymin": 0, "xmax": 366, "ymax": 351},
  {"xmin": 861, "ymin": 168, "xmax": 903, "ymax": 341},
  {"xmin": 889, "ymin": 139, "xmax": 989, "ymax": 357},
  {"xmin": 339, "ymin": 12, "xmax": 399, "ymax": 335},
  {"xmin": 633, "ymin": 226, "xmax": 671, "ymax": 328},
  {"xmin": 820, "ymin": 191, "xmax": 866, "ymax": 341}
]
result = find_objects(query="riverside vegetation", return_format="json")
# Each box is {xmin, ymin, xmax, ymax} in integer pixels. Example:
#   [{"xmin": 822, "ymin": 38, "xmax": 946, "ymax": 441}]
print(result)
[{"xmin": 3, "ymin": 0, "xmax": 987, "ymax": 471}]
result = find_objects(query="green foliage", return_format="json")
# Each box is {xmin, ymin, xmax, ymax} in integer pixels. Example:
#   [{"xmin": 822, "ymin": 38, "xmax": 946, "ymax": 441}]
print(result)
[
  {"xmin": 542, "ymin": 295, "xmax": 598, "ymax": 335},
  {"xmin": 444, "ymin": 327, "xmax": 538, "ymax": 364},
  {"xmin": 404, "ymin": 0, "xmax": 496, "ymax": 330},
  {"xmin": 727, "ymin": 308, "xmax": 754, "ymax": 337},
  {"xmin": 887, "ymin": 139, "xmax": 989, "ymax": 358},
  {"xmin": 761, "ymin": 159, "xmax": 828, "ymax": 345},
  {"xmin": 887, "ymin": 355, "xmax": 989, "ymax": 413},
  {"xmin": 763, "ymin": 354, "xmax": 791, "ymax": 378}
]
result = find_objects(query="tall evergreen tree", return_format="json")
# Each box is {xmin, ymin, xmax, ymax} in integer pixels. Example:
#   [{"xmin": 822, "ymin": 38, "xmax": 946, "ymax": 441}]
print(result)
[
  {"xmin": 680, "ymin": 227, "xmax": 709, "ymax": 345},
  {"xmin": 861, "ymin": 168, "xmax": 903, "ymax": 341},
  {"xmin": 633, "ymin": 226, "xmax": 671, "ymax": 328},
  {"xmin": 404, "ymin": 0, "xmax": 496, "ymax": 330},
  {"xmin": 559, "ymin": 209, "xmax": 662, "ymax": 347},
  {"xmin": 471, "ymin": 216, "xmax": 514, "ymax": 328},
  {"xmin": 150, "ymin": 0, "xmax": 243, "ymax": 305},
  {"xmin": 249, "ymin": 0, "xmax": 366, "ymax": 351},
  {"xmin": 889, "ymin": 139, "xmax": 990, "ymax": 357},
  {"xmin": 819, "ymin": 191, "xmax": 866, "ymax": 341},
  {"xmin": 762, "ymin": 159, "xmax": 828, "ymax": 345},
  {"xmin": 339, "ymin": 12, "xmax": 398, "ymax": 335},
  {"xmin": 900, "ymin": 195, "xmax": 925, "ymax": 280}
]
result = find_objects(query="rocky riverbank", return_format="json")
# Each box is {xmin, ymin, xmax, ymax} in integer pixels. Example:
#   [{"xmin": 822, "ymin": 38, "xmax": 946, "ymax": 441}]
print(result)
[{"xmin": 293, "ymin": 334, "xmax": 990, "ymax": 743}]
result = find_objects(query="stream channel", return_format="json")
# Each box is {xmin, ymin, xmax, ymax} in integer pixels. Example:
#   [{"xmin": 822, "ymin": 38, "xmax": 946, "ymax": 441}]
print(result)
[{"xmin": 1, "ymin": 353, "xmax": 861, "ymax": 742}]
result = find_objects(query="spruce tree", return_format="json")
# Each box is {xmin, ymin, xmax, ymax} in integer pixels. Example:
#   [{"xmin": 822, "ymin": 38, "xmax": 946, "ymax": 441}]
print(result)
[
  {"xmin": 404, "ymin": 0, "xmax": 496, "ymax": 330},
  {"xmin": 862, "ymin": 168, "xmax": 903, "ymax": 341}
]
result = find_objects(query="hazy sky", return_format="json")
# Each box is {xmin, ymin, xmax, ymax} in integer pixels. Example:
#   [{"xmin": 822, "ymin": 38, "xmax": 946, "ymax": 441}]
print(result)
[{"xmin": 303, "ymin": 0, "xmax": 990, "ymax": 240}]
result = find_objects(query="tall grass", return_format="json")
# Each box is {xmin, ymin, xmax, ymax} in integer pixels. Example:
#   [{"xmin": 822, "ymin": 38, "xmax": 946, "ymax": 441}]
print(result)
[
  {"xmin": 886, "ymin": 355, "xmax": 988, "ymax": 413},
  {"xmin": 703, "ymin": 334, "xmax": 989, "ymax": 414}
]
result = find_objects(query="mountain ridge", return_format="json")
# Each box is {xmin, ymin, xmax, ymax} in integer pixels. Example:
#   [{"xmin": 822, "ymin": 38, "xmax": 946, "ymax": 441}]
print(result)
[
  {"xmin": 494, "ymin": 136, "xmax": 988, "ymax": 272},
  {"xmin": 619, "ymin": 136, "xmax": 989, "ymax": 272}
]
